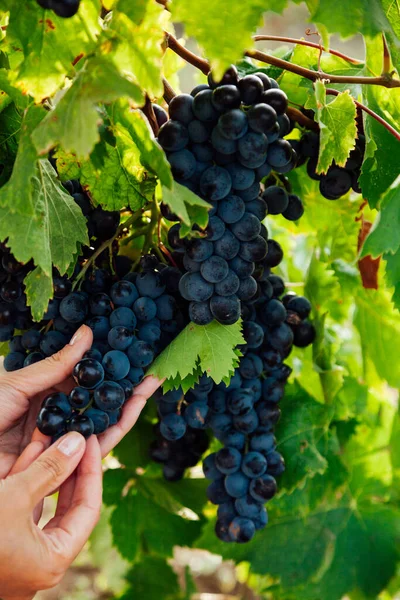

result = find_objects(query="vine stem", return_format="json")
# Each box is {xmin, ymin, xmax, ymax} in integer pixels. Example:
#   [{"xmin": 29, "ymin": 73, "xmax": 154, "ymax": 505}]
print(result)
[
  {"xmin": 163, "ymin": 77, "xmax": 177, "ymax": 103},
  {"xmin": 325, "ymin": 88, "xmax": 400, "ymax": 141},
  {"xmin": 73, "ymin": 209, "xmax": 143, "ymax": 288},
  {"xmin": 253, "ymin": 35, "xmax": 363, "ymax": 65},
  {"xmin": 142, "ymin": 96, "xmax": 159, "ymax": 136},
  {"xmin": 246, "ymin": 48, "xmax": 400, "ymax": 88},
  {"xmin": 165, "ymin": 33, "xmax": 400, "ymax": 140},
  {"xmin": 166, "ymin": 32, "xmax": 400, "ymax": 88}
]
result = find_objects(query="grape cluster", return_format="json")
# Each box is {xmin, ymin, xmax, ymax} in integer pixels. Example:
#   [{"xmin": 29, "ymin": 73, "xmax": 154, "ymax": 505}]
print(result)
[
  {"xmin": 36, "ymin": 0, "xmax": 81, "ymax": 17},
  {"xmin": 0, "ymin": 249, "xmax": 36, "ymax": 345},
  {"xmin": 301, "ymin": 131, "xmax": 364, "ymax": 199},
  {"xmin": 18, "ymin": 258, "xmax": 188, "ymax": 439},
  {"xmin": 157, "ymin": 66, "xmax": 305, "ymax": 326},
  {"xmin": 148, "ymin": 237, "xmax": 315, "ymax": 543}
]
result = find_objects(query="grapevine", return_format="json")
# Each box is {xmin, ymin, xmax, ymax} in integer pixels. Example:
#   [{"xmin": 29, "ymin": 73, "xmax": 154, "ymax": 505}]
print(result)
[{"xmin": 0, "ymin": 0, "xmax": 399, "ymax": 596}]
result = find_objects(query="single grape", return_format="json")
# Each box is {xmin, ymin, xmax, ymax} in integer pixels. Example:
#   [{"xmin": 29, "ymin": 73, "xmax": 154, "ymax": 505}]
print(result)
[
  {"xmin": 73, "ymin": 358, "xmax": 105, "ymax": 389},
  {"xmin": 110, "ymin": 280, "xmax": 139, "ymax": 307},
  {"xmin": 60, "ymin": 292, "xmax": 88, "ymax": 323},
  {"xmin": 43, "ymin": 392, "xmax": 73, "ymax": 418},
  {"xmin": 86, "ymin": 316, "xmax": 110, "ymax": 340},
  {"xmin": 40, "ymin": 331, "xmax": 67, "ymax": 356},
  {"xmin": 110, "ymin": 307, "xmax": 137, "ymax": 330},
  {"xmin": 214, "ymin": 230, "xmax": 240, "ymax": 260},
  {"xmin": 226, "ymin": 388, "xmax": 254, "ymax": 416},
  {"xmin": 210, "ymin": 294, "xmax": 241, "ymax": 325},
  {"xmin": 68, "ymin": 415, "xmax": 94, "ymax": 438},
  {"xmin": 218, "ymin": 194, "xmax": 245, "ymax": 224},
  {"xmin": 184, "ymin": 401, "xmax": 209, "ymax": 429},
  {"xmin": 207, "ymin": 479, "xmax": 231, "ymax": 505},
  {"xmin": 225, "ymin": 162, "xmax": 255, "ymax": 190},
  {"xmin": 192, "ymin": 89, "xmax": 219, "ymax": 123},
  {"xmin": 94, "ymin": 381, "xmax": 125, "ymax": 411},
  {"xmin": 37, "ymin": 406, "xmax": 66, "ymax": 437},
  {"xmin": 84, "ymin": 408, "xmax": 110, "ymax": 434},
  {"xmin": 160, "ymin": 413, "xmax": 186, "ymax": 441},
  {"xmin": 249, "ymin": 474, "xmax": 277, "ymax": 502},
  {"xmin": 127, "ymin": 339, "xmax": 154, "ymax": 368},
  {"xmin": 293, "ymin": 321, "xmax": 316, "ymax": 347},
  {"xmin": 218, "ymin": 109, "xmax": 248, "ymax": 140},
  {"xmin": 200, "ymin": 256, "xmax": 229, "ymax": 283},
  {"xmin": 212, "ymin": 84, "xmax": 241, "ymax": 111},
  {"xmin": 215, "ymin": 270, "xmax": 240, "ymax": 296},
  {"xmin": 228, "ymin": 516, "xmax": 255, "ymax": 543},
  {"xmin": 168, "ymin": 93, "xmax": 194, "ymax": 125},
  {"xmin": 200, "ymin": 165, "xmax": 232, "ymax": 201},
  {"xmin": 189, "ymin": 301, "xmax": 214, "ymax": 325},
  {"xmin": 179, "ymin": 272, "xmax": 214, "ymax": 302},
  {"xmin": 233, "ymin": 409, "xmax": 259, "ymax": 434},
  {"xmin": 242, "ymin": 452, "xmax": 267, "ymax": 478},
  {"xmin": 69, "ymin": 387, "xmax": 91, "ymax": 409},
  {"xmin": 158, "ymin": 120, "xmax": 189, "ymax": 151}
]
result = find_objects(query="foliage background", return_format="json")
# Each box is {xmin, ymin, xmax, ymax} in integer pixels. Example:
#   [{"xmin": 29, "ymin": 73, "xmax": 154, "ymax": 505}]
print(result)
[{"xmin": 0, "ymin": 0, "xmax": 398, "ymax": 597}]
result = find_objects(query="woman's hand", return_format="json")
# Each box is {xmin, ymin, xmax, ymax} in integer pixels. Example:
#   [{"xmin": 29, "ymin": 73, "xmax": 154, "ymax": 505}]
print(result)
[
  {"xmin": 0, "ymin": 326, "xmax": 93, "ymax": 479},
  {"xmin": 0, "ymin": 324, "xmax": 162, "ymax": 599},
  {"xmin": 0, "ymin": 432, "xmax": 102, "ymax": 600},
  {"xmin": 0, "ymin": 324, "xmax": 162, "ymax": 474}
]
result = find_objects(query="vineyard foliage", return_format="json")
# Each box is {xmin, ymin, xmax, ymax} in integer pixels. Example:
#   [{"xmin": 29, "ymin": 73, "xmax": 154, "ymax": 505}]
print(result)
[{"xmin": 0, "ymin": 0, "xmax": 399, "ymax": 598}]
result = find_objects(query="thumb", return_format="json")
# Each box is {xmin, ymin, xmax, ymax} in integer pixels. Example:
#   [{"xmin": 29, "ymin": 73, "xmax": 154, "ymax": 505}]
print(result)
[
  {"xmin": 5, "ymin": 325, "xmax": 93, "ymax": 397},
  {"xmin": 13, "ymin": 432, "xmax": 86, "ymax": 508}
]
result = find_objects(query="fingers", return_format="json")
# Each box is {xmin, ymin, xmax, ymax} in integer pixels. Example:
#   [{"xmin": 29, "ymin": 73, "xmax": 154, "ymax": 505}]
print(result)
[
  {"xmin": 12, "ymin": 432, "xmax": 86, "ymax": 508},
  {"xmin": 98, "ymin": 375, "xmax": 162, "ymax": 457},
  {"xmin": 3, "ymin": 325, "xmax": 93, "ymax": 398},
  {"xmin": 44, "ymin": 436, "xmax": 102, "ymax": 560},
  {"xmin": 8, "ymin": 441, "xmax": 49, "ymax": 476}
]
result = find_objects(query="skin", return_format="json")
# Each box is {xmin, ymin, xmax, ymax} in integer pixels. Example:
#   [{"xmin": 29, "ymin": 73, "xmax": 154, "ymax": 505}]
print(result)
[{"xmin": 0, "ymin": 325, "xmax": 162, "ymax": 600}]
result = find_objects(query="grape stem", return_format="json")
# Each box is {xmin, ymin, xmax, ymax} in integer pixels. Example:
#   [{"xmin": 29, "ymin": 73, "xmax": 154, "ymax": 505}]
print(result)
[
  {"xmin": 142, "ymin": 96, "xmax": 159, "ymax": 136},
  {"xmin": 253, "ymin": 35, "xmax": 363, "ymax": 65},
  {"xmin": 166, "ymin": 32, "xmax": 400, "ymax": 88},
  {"xmin": 163, "ymin": 77, "xmax": 177, "ymax": 103},
  {"xmin": 325, "ymin": 88, "xmax": 400, "ymax": 141},
  {"xmin": 165, "ymin": 33, "xmax": 400, "ymax": 139},
  {"xmin": 246, "ymin": 48, "xmax": 400, "ymax": 88},
  {"xmin": 73, "ymin": 209, "xmax": 144, "ymax": 288}
]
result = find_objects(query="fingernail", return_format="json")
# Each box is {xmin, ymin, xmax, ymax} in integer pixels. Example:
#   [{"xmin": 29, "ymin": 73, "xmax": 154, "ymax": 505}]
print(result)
[
  {"xmin": 57, "ymin": 432, "xmax": 85, "ymax": 456},
  {"xmin": 70, "ymin": 326, "xmax": 85, "ymax": 346}
]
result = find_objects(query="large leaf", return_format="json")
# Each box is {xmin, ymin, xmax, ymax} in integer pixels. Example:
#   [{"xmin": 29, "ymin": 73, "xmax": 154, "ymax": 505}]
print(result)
[
  {"xmin": 32, "ymin": 57, "xmax": 143, "ymax": 159},
  {"xmin": 354, "ymin": 287, "xmax": 400, "ymax": 388},
  {"xmin": 110, "ymin": 481, "xmax": 203, "ymax": 562},
  {"xmin": 0, "ymin": 159, "xmax": 88, "ymax": 277},
  {"xmin": 171, "ymin": 0, "xmax": 267, "ymax": 80},
  {"xmin": 107, "ymin": 1, "xmax": 168, "ymax": 97},
  {"xmin": 361, "ymin": 185, "xmax": 400, "ymax": 258},
  {"xmin": 5, "ymin": 0, "xmax": 100, "ymax": 101},
  {"xmin": 314, "ymin": 81, "xmax": 357, "ymax": 174},
  {"xmin": 148, "ymin": 320, "xmax": 245, "ymax": 390},
  {"xmin": 276, "ymin": 382, "xmax": 335, "ymax": 493}
]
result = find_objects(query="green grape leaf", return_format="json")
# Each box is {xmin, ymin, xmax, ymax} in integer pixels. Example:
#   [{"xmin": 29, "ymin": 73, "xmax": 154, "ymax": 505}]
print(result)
[
  {"xmin": 196, "ymin": 484, "xmax": 400, "ymax": 600},
  {"xmin": 102, "ymin": 469, "xmax": 133, "ymax": 507},
  {"xmin": 277, "ymin": 382, "xmax": 334, "ymax": 493},
  {"xmin": 0, "ymin": 159, "xmax": 88, "ymax": 280},
  {"xmin": 361, "ymin": 186, "xmax": 400, "ymax": 258},
  {"xmin": 112, "ymin": 402, "xmax": 154, "ymax": 469},
  {"xmin": 171, "ymin": 0, "xmax": 266, "ymax": 80},
  {"xmin": 6, "ymin": 0, "xmax": 101, "ymax": 101},
  {"xmin": 114, "ymin": 104, "xmax": 173, "ymax": 188},
  {"xmin": 110, "ymin": 483, "xmax": 203, "ymax": 562},
  {"xmin": 314, "ymin": 82, "xmax": 357, "ymax": 174},
  {"xmin": 360, "ymin": 36, "xmax": 400, "ymax": 208},
  {"xmin": 108, "ymin": 1, "xmax": 168, "ymax": 97},
  {"xmin": 355, "ymin": 287, "xmax": 400, "ymax": 388},
  {"xmin": 309, "ymin": 0, "xmax": 396, "ymax": 39},
  {"xmin": 384, "ymin": 250, "xmax": 400, "ymax": 310},
  {"xmin": 161, "ymin": 181, "xmax": 211, "ymax": 229},
  {"xmin": 0, "ymin": 340, "xmax": 9, "ymax": 357},
  {"xmin": 148, "ymin": 320, "xmax": 244, "ymax": 386},
  {"xmin": 0, "ymin": 105, "xmax": 45, "ymax": 216},
  {"xmin": 24, "ymin": 267, "xmax": 53, "ymax": 322},
  {"xmin": 122, "ymin": 555, "xmax": 180, "ymax": 600},
  {"xmin": 32, "ymin": 57, "xmax": 143, "ymax": 159},
  {"xmin": 56, "ymin": 128, "xmax": 155, "ymax": 212}
]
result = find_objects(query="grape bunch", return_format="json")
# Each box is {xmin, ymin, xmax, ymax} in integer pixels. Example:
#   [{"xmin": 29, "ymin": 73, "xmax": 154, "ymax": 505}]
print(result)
[
  {"xmin": 0, "ymin": 249, "xmax": 37, "ymax": 345},
  {"xmin": 301, "ymin": 130, "xmax": 364, "ymax": 199},
  {"xmin": 36, "ymin": 0, "xmax": 81, "ymax": 17},
  {"xmin": 157, "ymin": 66, "xmax": 305, "ymax": 326},
  {"xmin": 148, "ymin": 237, "xmax": 315, "ymax": 543}
]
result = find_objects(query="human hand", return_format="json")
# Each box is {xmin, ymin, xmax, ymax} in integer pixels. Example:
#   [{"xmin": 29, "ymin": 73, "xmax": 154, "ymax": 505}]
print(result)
[
  {"xmin": 0, "ymin": 324, "xmax": 162, "ymax": 477},
  {"xmin": 0, "ymin": 432, "xmax": 102, "ymax": 600}
]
